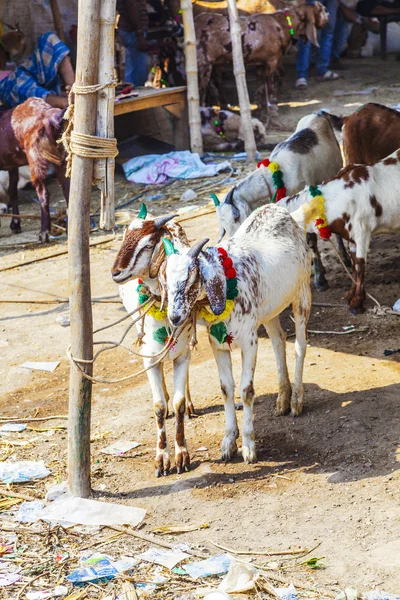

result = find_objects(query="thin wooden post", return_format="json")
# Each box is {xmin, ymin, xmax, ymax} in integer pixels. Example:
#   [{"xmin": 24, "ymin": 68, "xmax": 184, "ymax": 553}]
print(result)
[
  {"xmin": 227, "ymin": 0, "xmax": 257, "ymax": 162},
  {"xmin": 68, "ymin": 0, "xmax": 101, "ymax": 498},
  {"xmin": 49, "ymin": 0, "xmax": 66, "ymax": 42},
  {"xmin": 96, "ymin": 0, "xmax": 116, "ymax": 231},
  {"xmin": 180, "ymin": 0, "xmax": 203, "ymax": 155}
]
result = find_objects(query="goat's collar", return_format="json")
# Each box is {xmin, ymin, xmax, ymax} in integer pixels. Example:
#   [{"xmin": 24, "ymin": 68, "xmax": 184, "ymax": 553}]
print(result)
[
  {"xmin": 199, "ymin": 247, "xmax": 238, "ymax": 349},
  {"xmin": 137, "ymin": 280, "xmax": 167, "ymax": 321},
  {"xmin": 0, "ymin": 37, "xmax": 10, "ymax": 61},
  {"xmin": 213, "ymin": 113, "xmax": 226, "ymax": 139},
  {"xmin": 257, "ymin": 158, "xmax": 287, "ymax": 202},
  {"xmin": 309, "ymin": 185, "xmax": 332, "ymax": 239},
  {"xmin": 285, "ymin": 11, "xmax": 295, "ymax": 36}
]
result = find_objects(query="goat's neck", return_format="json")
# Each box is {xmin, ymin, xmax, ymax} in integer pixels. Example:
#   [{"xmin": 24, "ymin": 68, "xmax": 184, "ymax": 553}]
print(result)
[{"xmin": 274, "ymin": 10, "xmax": 296, "ymax": 46}]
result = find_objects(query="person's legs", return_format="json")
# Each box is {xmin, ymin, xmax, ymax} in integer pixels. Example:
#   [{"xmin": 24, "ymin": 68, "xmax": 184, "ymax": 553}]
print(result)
[
  {"xmin": 332, "ymin": 17, "xmax": 353, "ymax": 60},
  {"xmin": 316, "ymin": 0, "xmax": 338, "ymax": 75},
  {"xmin": 296, "ymin": 39, "xmax": 311, "ymax": 86},
  {"xmin": 119, "ymin": 29, "xmax": 148, "ymax": 86}
]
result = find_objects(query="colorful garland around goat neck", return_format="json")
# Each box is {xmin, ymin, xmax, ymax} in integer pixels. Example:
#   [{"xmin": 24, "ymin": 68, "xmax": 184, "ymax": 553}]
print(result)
[
  {"xmin": 136, "ymin": 279, "xmax": 173, "ymax": 346},
  {"xmin": 213, "ymin": 117, "xmax": 226, "ymax": 138},
  {"xmin": 285, "ymin": 11, "xmax": 295, "ymax": 36},
  {"xmin": 199, "ymin": 247, "xmax": 238, "ymax": 348},
  {"xmin": 257, "ymin": 158, "xmax": 287, "ymax": 202},
  {"xmin": 309, "ymin": 185, "xmax": 332, "ymax": 239}
]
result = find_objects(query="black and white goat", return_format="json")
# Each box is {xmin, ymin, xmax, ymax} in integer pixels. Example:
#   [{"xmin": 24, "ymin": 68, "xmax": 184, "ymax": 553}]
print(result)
[
  {"xmin": 214, "ymin": 113, "xmax": 347, "ymax": 291},
  {"xmin": 164, "ymin": 203, "xmax": 311, "ymax": 463}
]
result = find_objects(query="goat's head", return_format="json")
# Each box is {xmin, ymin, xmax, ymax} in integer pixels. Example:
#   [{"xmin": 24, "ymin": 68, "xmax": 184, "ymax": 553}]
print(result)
[
  {"xmin": 111, "ymin": 203, "xmax": 177, "ymax": 284},
  {"xmin": 1, "ymin": 23, "xmax": 26, "ymax": 57},
  {"xmin": 293, "ymin": 1, "xmax": 329, "ymax": 47},
  {"xmin": 251, "ymin": 118, "xmax": 268, "ymax": 147},
  {"xmin": 165, "ymin": 238, "xmax": 227, "ymax": 327}
]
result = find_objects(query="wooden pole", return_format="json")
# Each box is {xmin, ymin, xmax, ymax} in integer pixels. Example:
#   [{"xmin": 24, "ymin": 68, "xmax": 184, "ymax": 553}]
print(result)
[
  {"xmin": 180, "ymin": 0, "xmax": 203, "ymax": 155},
  {"xmin": 96, "ymin": 0, "xmax": 116, "ymax": 231},
  {"xmin": 67, "ymin": 0, "xmax": 101, "ymax": 498},
  {"xmin": 49, "ymin": 0, "xmax": 66, "ymax": 42},
  {"xmin": 226, "ymin": 0, "xmax": 257, "ymax": 162}
]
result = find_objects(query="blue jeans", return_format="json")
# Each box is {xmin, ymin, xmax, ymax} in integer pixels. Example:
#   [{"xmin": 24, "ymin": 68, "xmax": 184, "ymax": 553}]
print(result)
[
  {"xmin": 118, "ymin": 29, "xmax": 148, "ymax": 86},
  {"xmin": 332, "ymin": 17, "xmax": 352, "ymax": 60},
  {"xmin": 297, "ymin": 0, "xmax": 338, "ymax": 78}
]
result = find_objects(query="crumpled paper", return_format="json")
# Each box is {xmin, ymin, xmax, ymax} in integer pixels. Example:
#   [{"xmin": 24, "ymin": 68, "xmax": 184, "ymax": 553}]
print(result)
[{"xmin": 218, "ymin": 559, "xmax": 258, "ymax": 593}]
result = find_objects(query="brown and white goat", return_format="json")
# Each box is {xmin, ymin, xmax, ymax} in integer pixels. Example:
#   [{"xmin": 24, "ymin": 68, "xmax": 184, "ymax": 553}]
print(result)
[
  {"xmin": 0, "ymin": 23, "xmax": 26, "ymax": 69},
  {"xmin": 292, "ymin": 150, "xmax": 400, "ymax": 313},
  {"xmin": 201, "ymin": 107, "xmax": 268, "ymax": 151},
  {"xmin": 165, "ymin": 204, "xmax": 311, "ymax": 463},
  {"xmin": 0, "ymin": 97, "xmax": 69, "ymax": 242},
  {"xmin": 195, "ymin": 3, "xmax": 327, "ymax": 117}
]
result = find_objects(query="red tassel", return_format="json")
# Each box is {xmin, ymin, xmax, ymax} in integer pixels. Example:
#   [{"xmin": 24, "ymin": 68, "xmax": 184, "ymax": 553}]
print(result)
[
  {"xmin": 225, "ymin": 333, "xmax": 235, "ymax": 350},
  {"xmin": 225, "ymin": 268, "xmax": 237, "ymax": 279},
  {"xmin": 315, "ymin": 218, "xmax": 324, "ymax": 226},
  {"xmin": 318, "ymin": 227, "xmax": 332, "ymax": 239},
  {"xmin": 217, "ymin": 247, "xmax": 228, "ymax": 259},
  {"xmin": 222, "ymin": 257, "xmax": 233, "ymax": 270},
  {"xmin": 275, "ymin": 186, "xmax": 287, "ymax": 202},
  {"xmin": 137, "ymin": 279, "xmax": 143, "ymax": 285},
  {"xmin": 257, "ymin": 158, "xmax": 270, "ymax": 169}
]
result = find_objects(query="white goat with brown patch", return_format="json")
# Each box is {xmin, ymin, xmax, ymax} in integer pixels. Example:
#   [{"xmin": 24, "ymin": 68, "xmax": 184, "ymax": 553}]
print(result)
[
  {"xmin": 215, "ymin": 112, "xmax": 348, "ymax": 291},
  {"xmin": 164, "ymin": 204, "xmax": 311, "ymax": 464}
]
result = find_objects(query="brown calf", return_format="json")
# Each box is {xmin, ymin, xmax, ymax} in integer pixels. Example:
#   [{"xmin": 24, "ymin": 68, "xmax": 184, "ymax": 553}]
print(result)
[{"xmin": 0, "ymin": 25, "xmax": 26, "ymax": 69}]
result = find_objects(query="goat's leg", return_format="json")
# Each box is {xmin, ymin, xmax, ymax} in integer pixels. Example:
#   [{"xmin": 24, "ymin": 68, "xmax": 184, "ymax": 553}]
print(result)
[
  {"xmin": 8, "ymin": 168, "xmax": 21, "ymax": 234},
  {"xmin": 291, "ymin": 284, "xmax": 311, "ymax": 417},
  {"xmin": 161, "ymin": 367, "xmax": 170, "ymax": 418},
  {"xmin": 240, "ymin": 339, "xmax": 258, "ymax": 464},
  {"xmin": 336, "ymin": 234, "xmax": 352, "ymax": 268},
  {"xmin": 256, "ymin": 65, "xmax": 268, "ymax": 122},
  {"xmin": 199, "ymin": 63, "xmax": 213, "ymax": 106},
  {"xmin": 145, "ymin": 359, "xmax": 170, "ymax": 477},
  {"xmin": 172, "ymin": 351, "xmax": 190, "ymax": 474},
  {"xmin": 210, "ymin": 342, "xmax": 238, "ymax": 461},
  {"xmin": 347, "ymin": 236, "xmax": 370, "ymax": 314},
  {"xmin": 54, "ymin": 164, "xmax": 70, "ymax": 234},
  {"xmin": 34, "ymin": 181, "xmax": 51, "ymax": 243},
  {"xmin": 307, "ymin": 232, "xmax": 329, "ymax": 292},
  {"xmin": 264, "ymin": 317, "xmax": 292, "ymax": 416},
  {"xmin": 185, "ymin": 370, "xmax": 196, "ymax": 417}
]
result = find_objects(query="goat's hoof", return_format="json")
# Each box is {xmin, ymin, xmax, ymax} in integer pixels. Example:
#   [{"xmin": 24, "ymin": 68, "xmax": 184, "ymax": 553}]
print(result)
[
  {"xmin": 10, "ymin": 220, "xmax": 22, "ymax": 234},
  {"xmin": 350, "ymin": 305, "xmax": 365, "ymax": 315},
  {"xmin": 275, "ymin": 405, "xmax": 290, "ymax": 417},
  {"xmin": 155, "ymin": 451, "xmax": 171, "ymax": 477},
  {"xmin": 175, "ymin": 446, "xmax": 190, "ymax": 474},
  {"xmin": 315, "ymin": 279, "xmax": 329, "ymax": 292},
  {"xmin": 39, "ymin": 231, "xmax": 50, "ymax": 243},
  {"xmin": 221, "ymin": 434, "xmax": 238, "ymax": 461},
  {"xmin": 242, "ymin": 442, "xmax": 257, "ymax": 464},
  {"xmin": 185, "ymin": 401, "xmax": 197, "ymax": 418},
  {"xmin": 275, "ymin": 384, "xmax": 292, "ymax": 416}
]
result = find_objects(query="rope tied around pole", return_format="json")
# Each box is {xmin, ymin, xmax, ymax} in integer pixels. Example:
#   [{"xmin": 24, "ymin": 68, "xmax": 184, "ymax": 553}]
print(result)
[{"xmin": 60, "ymin": 79, "xmax": 118, "ymax": 179}]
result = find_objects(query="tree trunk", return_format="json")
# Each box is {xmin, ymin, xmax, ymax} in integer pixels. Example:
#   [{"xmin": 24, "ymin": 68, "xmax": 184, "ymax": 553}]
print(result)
[
  {"xmin": 180, "ymin": 0, "xmax": 203, "ymax": 155},
  {"xmin": 227, "ymin": 0, "xmax": 257, "ymax": 162}
]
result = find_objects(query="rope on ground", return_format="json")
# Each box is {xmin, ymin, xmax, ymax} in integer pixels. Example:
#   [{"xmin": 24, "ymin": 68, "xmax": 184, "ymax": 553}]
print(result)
[{"xmin": 60, "ymin": 80, "xmax": 118, "ymax": 178}]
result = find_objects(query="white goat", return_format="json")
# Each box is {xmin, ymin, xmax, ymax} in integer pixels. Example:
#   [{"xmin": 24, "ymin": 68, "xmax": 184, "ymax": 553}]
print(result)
[
  {"xmin": 111, "ymin": 207, "xmax": 196, "ymax": 476},
  {"xmin": 290, "ymin": 150, "xmax": 400, "ymax": 313},
  {"xmin": 214, "ymin": 112, "xmax": 346, "ymax": 290},
  {"xmin": 164, "ymin": 203, "xmax": 311, "ymax": 463}
]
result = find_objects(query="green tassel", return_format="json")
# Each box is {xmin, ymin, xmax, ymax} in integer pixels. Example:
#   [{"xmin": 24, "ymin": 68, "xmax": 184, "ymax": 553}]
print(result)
[
  {"xmin": 138, "ymin": 293, "xmax": 149, "ymax": 305},
  {"xmin": 272, "ymin": 171, "xmax": 284, "ymax": 188},
  {"xmin": 210, "ymin": 193, "xmax": 220, "ymax": 207},
  {"xmin": 153, "ymin": 326, "xmax": 170, "ymax": 345},
  {"xmin": 227, "ymin": 287, "xmax": 239, "ymax": 300},
  {"xmin": 226, "ymin": 278, "xmax": 238, "ymax": 300},
  {"xmin": 162, "ymin": 237, "xmax": 178, "ymax": 256},
  {"xmin": 271, "ymin": 190, "xmax": 277, "ymax": 203},
  {"xmin": 210, "ymin": 322, "xmax": 228, "ymax": 345},
  {"xmin": 138, "ymin": 202, "xmax": 147, "ymax": 219},
  {"xmin": 309, "ymin": 185, "xmax": 321, "ymax": 197}
]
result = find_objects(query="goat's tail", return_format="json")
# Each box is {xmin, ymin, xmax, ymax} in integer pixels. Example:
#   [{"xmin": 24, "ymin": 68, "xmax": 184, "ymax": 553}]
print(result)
[
  {"xmin": 39, "ymin": 108, "xmax": 67, "ymax": 166},
  {"xmin": 318, "ymin": 110, "xmax": 347, "ymax": 132},
  {"xmin": 291, "ymin": 194, "xmax": 323, "ymax": 234}
]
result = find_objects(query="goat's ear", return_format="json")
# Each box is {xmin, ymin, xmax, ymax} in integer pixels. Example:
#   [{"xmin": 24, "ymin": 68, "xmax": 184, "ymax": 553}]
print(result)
[
  {"xmin": 199, "ymin": 251, "xmax": 227, "ymax": 316},
  {"xmin": 305, "ymin": 7, "xmax": 319, "ymax": 47},
  {"xmin": 158, "ymin": 261, "xmax": 168, "ymax": 311},
  {"xmin": 149, "ymin": 238, "xmax": 167, "ymax": 279}
]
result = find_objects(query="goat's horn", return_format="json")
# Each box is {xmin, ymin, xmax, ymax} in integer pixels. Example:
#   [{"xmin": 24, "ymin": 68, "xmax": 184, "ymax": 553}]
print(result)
[
  {"xmin": 1, "ymin": 21, "xmax": 15, "ymax": 30},
  {"xmin": 138, "ymin": 202, "xmax": 147, "ymax": 219},
  {"xmin": 224, "ymin": 188, "xmax": 235, "ymax": 205},
  {"xmin": 154, "ymin": 214, "xmax": 178, "ymax": 229},
  {"xmin": 188, "ymin": 238, "xmax": 209, "ymax": 259},
  {"xmin": 162, "ymin": 237, "xmax": 178, "ymax": 256},
  {"xmin": 217, "ymin": 228, "xmax": 226, "ymax": 243},
  {"xmin": 210, "ymin": 193, "xmax": 220, "ymax": 207}
]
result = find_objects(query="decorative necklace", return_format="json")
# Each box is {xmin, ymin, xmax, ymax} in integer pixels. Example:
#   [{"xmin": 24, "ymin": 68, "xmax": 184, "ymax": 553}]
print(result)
[
  {"xmin": 309, "ymin": 185, "xmax": 332, "ymax": 239},
  {"xmin": 257, "ymin": 158, "xmax": 287, "ymax": 202},
  {"xmin": 214, "ymin": 114, "xmax": 226, "ymax": 138},
  {"xmin": 137, "ymin": 279, "xmax": 174, "ymax": 346},
  {"xmin": 199, "ymin": 247, "xmax": 238, "ymax": 348},
  {"xmin": 285, "ymin": 11, "xmax": 295, "ymax": 36}
]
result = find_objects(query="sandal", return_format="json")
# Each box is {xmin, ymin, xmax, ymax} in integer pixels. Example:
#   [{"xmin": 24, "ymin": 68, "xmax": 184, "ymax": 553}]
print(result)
[
  {"xmin": 316, "ymin": 70, "xmax": 340, "ymax": 82},
  {"xmin": 295, "ymin": 77, "xmax": 308, "ymax": 89}
]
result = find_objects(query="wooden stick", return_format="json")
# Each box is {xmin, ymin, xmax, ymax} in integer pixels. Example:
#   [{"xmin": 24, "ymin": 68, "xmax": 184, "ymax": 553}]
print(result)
[
  {"xmin": 67, "ymin": 0, "xmax": 100, "ymax": 498},
  {"xmin": 108, "ymin": 525, "xmax": 208, "ymax": 558},
  {"xmin": 208, "ymin": 540, "xmax": 308, "ymax": 557},
  {"xmin": 227, "ymin": 0, "xmax": 257, "ymax": 161},
  {"xmin": 49, "ymin": 0, "xmax": 66, "ymax": 42},
  {"xmin": 180, "ymin": 0, "xmax": 203, "ymax": 155},
  {"xmin": 0, "ymin": 489, "xmax": 39, "ymax": 502},
  {"xmin": 0, "ymin": 415, "xmax": 67, "ymax": 423},
  {"xmin": 0, "ymin": 236, "xmax": 115, "ymax": 274},
  {"xmin": 0, "ymin": 213, "xmax": 41, "ymax": 220}
]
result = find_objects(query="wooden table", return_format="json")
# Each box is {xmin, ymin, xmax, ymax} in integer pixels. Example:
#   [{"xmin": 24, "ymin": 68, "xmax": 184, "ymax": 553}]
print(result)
[{"xmin": 114, "ymin": 86, "xmax": 189, "ymax": 150}]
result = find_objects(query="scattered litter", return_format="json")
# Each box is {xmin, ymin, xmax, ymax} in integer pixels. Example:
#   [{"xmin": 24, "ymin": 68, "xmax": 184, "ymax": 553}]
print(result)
[
  {"xmin": 184, "ymin": 554, "xmax": 233, "ymax": 579},
  {"xmin": 100, "ymin": 440, "xmax": 141, "ymax": 456},
  {"xmin": 67, "ymin": 553, "xmax": 136, "ymax": 584},
  {"xmin": 274, "ymin": 584, "xmax": 299, "ymax": 600},
  {"xmin": 0, "ymin": 460, "xmax": 50, "ymax": 483},
  {"xmin": 364, "ymin": 593, "xmax": 400, "ymax": 600},
  {"xmin": 392, "ymin": 299, "xmax": 400, "ymax": 313},
  {"xmin": 56, "ymin": 313, "xmax": 70, "ymax": 327},
  {"xmin": 196, "ymin": 446, "xmax": 208, "ymax": 452},
  {"xmin": 55, "ymin": 552, "xmax": 69, "ymax": 564},
  {"xmin": 152, "ymin": 523, "xmax": 209, "ymax": 535},
  {"xmin": 342, "ymin": 325, "xmax": 355, "ymax": 332},
  {"xmin": 204, "ymin": 593, "xmax": 232, "ymax": 600},
  {"xmin": 232, "ymin": 151, "xmax": 261, "ymax": 161},
  {"xmin": 16, "ymin": 500, "xmax": 45, "ymax": 523},
  {"xmin": 0, "ymin": 573, "xmax": 22, "ymax": 587},
  {"xmin": 383, "ymin": 348, "xmax": 400, "ymax": 356},
  {"xmin": 219, "ymin": 560, "xmax": 258, "ymax": 593},
  {"xmin": 0, "ymin": 423, "xmax": 26, "ymax": 432},
  {"xmin": 123, "ymin": 151, "xmax": 230, "ymax": 184},
  {"xmin": 138, "ymin": 547, "xmax": 190, "ymax": 570},
  {"xmin": 180, "ymin": 189, "xmax": 198, "ymax": 202},
  {"xmin": 19, "ymin": 361, "xmax": 60, "ymax": 373},
  {"xmin": 45, "ymin": 481, "xmax": 68, "ymax": 502},
  {"xmin": 177, "ymin": 205, "xmax": 198, "ymax": 214},
  {"xmin": 335, "ymin": 589, "xmax": 358, "ymax": 600},
  {"xmin": 38, "ymin": 495, "xmax": 146, "ymax": 527},
  {"xmin": 27, "ymin": 585, "xmax": 68, "ymax": 600},
  {"xmin": 145, "ymin": 193, "xmax": 164, "ymax": 202}
]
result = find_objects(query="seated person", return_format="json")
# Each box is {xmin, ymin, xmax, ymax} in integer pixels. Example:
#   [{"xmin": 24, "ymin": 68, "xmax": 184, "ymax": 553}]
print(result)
[
  {"xmin": 0, "ymin": 31, "xmax": 74, "ymax": 109},
  {"xmin": 357, "ymin": 0, "xmax": 400, "ymax": 15}
]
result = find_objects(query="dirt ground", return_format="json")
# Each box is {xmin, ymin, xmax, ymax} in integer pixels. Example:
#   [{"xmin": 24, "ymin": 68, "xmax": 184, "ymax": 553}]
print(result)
[{"xmin": 1, "ymin": 54, "xmax": 400, "ymax": 596}]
